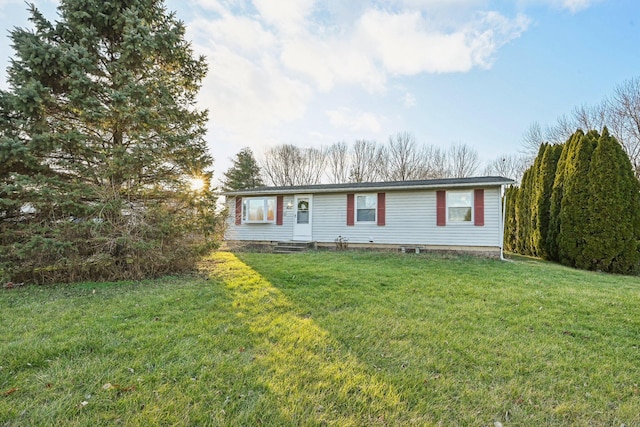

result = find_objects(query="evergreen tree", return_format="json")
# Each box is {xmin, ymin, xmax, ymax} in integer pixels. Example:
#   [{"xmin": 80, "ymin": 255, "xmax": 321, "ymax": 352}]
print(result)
[
  {"xmin": 557, "ymin": 130, "xmax": 598, "ymax": 267},
  {"xmin": 515, "ymin": 168, "xmax": 533, "ymax": 255},
  {"xmin": 583, "ymin": 128, "xmax": 640, "ymax": 274},
  {"xmin": 528, "ymin": 143, "xmax": 547, "ymax": 256},
  {"xmin": 536, "ymin": 143, "xmax": 562, "ymax": 258},
  {"xmin": 0, "ymin": 0, "xmax": 217, "ymax": 284},
  {"xmin": 222, "ymin": 147, "xmax": 264, "ymax": 192},
  {"xmin": 503, "ymin": 185, "xmax": 518, "ymax": 253},
  {"xmin": 547, "ymin": 132, "xmax": 580, "ymax": 261}
]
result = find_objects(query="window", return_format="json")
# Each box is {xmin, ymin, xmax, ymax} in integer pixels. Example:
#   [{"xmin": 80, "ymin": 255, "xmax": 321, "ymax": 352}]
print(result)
[
  {"xmin": 356, "ymin": 194, "xmax": 376, "ymax": 222},
  {"xmin": 242, "ymin": 197, "xmax": 276, "ymax": 223},
  {"xmin": 447, "ymin": 191, "xmax": 473, "ymax": 222}
]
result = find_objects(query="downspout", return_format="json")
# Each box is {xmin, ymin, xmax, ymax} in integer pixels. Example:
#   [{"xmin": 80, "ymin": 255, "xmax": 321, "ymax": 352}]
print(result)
[{"xmin": 500, "ymin": 184, "xmax": 507, "ymax": 261}]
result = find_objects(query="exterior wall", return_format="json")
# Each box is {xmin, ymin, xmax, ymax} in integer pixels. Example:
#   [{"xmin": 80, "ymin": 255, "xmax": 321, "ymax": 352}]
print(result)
[
  {"xmin": 224, "ymin": 195, "xmax": 295, "ymax": 242},
  {"xmin": 224, "ymin": 187, "xmax": 503, "ymax": 248}
]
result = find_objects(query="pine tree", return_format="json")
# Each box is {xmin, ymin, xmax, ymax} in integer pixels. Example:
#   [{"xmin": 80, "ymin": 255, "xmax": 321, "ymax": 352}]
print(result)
[
  {"xmin": 0, "ymin": 0, "xmax": 217, "ymax": 284},
  {"xmin": 557, "ymin": 130, "xmax": 598, "ymax": 267},
  {"xmin": 222, "ymin": 147, "xmax": 264, "ymax": 192},
  {"xmin": 583, "ymin": 128, "xmax": 640, "ymax": 274}
]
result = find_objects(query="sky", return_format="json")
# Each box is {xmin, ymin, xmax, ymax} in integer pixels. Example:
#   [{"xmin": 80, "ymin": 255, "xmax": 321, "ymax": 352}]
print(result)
[{"xmin": 1, "ymin": 0, "xmax": 639, "ymax": 185}]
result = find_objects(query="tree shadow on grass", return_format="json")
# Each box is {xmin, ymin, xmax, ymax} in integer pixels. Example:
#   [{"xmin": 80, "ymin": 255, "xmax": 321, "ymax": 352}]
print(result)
[{"xmin": 203, "ymin": 252, "xmax": 427, "ymax": 426}]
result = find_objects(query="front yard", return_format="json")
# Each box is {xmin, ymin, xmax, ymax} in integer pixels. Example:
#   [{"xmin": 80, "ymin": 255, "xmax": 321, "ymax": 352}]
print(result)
[{"xmin": 1, "ymin": 250, "xmax": 640, "ymax": 425}]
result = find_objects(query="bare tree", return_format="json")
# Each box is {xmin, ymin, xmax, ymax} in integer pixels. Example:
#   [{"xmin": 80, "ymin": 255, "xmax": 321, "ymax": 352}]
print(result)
[
  {"xmin": 261, "ymin": 144, "xmax": 326, "ymax": 186},
  {"xmin": 380, "ymin": 132, "xmax": 430, "ymax": 181},
  {"xmin": 521, "ymin": 121, "xmax": 545, "ymax": 160},
  {"xmin": 521, "ymin": 116, "xmax": 576, "ymax": 163},
  {"xmin": 350, "ymin": 139, "xmax": 384, "ymax": 182},
  {"xmin": 608, "ymin": 77, "xmax": 640, "ymax": 177},
  {"xmin": 298, "ymin": 146, "xmax": 327, "ymax": 184},
  {"xmin": 427, "ymin": 146, "xmax": 450, "ymax": 178},
  {"xmin": 573, "ymin": 102, "xmax": 608, "ymax": 132},
  {"xmin": 448, "ymin": 143, "xmax": 479, "ymax": 178},
  {"xmin": 261, "ymin": 144, "xmax": 301, "ymax": 186},
  {"xmin": 483, "ymin": 154, "xmax": 527, "ymax": 183},
  {"xmin": 326, "ymin": 141, "xmax": 350, "ymax": 183},
  {"xmin": 546, "ymin": 114, "xmax": 577, "ymax": 144}
]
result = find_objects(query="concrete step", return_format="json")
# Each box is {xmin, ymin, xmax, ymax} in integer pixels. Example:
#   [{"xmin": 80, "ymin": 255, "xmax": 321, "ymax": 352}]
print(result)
[{"xmin": 273, "ymin": 241, "xmax": 315, "ymax": 253}]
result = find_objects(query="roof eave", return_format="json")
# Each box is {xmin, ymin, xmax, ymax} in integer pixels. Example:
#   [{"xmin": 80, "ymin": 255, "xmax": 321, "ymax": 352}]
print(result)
[{"xmin": 222, "ymin": 177, "xmax": 515, "ymax": 197}]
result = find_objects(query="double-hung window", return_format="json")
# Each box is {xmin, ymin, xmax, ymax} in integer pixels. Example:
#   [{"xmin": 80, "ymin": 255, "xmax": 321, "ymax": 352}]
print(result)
[
  {"xmin": 356, "ymin": 194, "xmax": 376, "ymax": 222},
  {"xmin": 242, "ymin": 197, "xmax": 276, "ymax": 223},
  {"xmin": 447, "ymin": 191, "xmax": 473, "ymax": 223}
]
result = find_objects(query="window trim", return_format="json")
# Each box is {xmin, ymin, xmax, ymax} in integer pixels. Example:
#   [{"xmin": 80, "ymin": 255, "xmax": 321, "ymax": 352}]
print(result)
[
  {"xmin": 446, "ymin": 190, "xmax": 473, "ymax": 224},
  {"xmin": 355, "ymin": 193, "xmax": 377, "ymax": 223},
  {"xmin": 242, "ymin": 196, "xmax": 277, "ymax": 223}
]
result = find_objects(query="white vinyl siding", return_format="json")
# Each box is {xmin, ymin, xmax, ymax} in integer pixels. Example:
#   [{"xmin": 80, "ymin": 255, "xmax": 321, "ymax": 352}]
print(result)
[
  {"xmin": 311, "ymin": 189, "xmax": 502, "ymax": 247},
  {"xmin": 225, "ymin": 187, "xmax": 503, "ymax": 248}
]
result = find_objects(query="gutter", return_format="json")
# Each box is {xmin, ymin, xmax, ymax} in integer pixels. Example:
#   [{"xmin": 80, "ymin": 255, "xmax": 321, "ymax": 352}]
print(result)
[{"xmin": 224, "ymin": 179, "xmax": 515, "ymax": 197}]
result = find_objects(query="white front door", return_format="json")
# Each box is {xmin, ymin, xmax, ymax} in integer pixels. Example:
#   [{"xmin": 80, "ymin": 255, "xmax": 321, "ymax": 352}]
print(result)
[{"xmin": 293, "ymin": 195, "xmax": 312, "ymax": 241}]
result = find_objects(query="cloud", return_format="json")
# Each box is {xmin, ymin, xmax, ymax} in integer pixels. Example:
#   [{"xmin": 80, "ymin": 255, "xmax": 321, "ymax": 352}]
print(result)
[
  {"xmin": 403, "ymin": 92, "xmax": 417, "ymax": 108},
  {"xmin": 187, "ymin": 17, "xmax": 313, "ymax": 141},
  {"xmin": 277, "ymin": 7, "xmax": 529, "ymax": 93},
  {"xmin": 356, "ymin": 9, "xmax": 530, "ymax": 75},
  {"xmin": 326, "ymin": 107, "xmax": 384, "ymax": 133},
  {"xmin": 252, "ymin": 0, "xmax": 316, "ymax": 34},
  {"xmin": 522, "ymin": 0, "xmax": 595, "ymax": 13},
  {"xmin": 280, "ymin": 35, "xmax": 386, "ymax": 92},
  {"xmin": 177, "ymin": 0, "xmax": 533, "ymax": 172},
  {"xmin": 559, "ymin": 0, "xmax": 592, "ymax": 13}
]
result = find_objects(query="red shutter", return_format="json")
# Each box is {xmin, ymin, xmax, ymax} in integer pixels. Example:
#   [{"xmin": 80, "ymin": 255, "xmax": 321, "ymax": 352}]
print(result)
[
  {"xmin": 276, "ymin": 196, "xmax": 284, "ymax": 225},
  {"xmin": 474, "ymin": 189, "xmax": 484, "ymax": 226},
  {"xmin": 377, "ymin": 193, "xmax": 386, "ymax": 226},
  {"xmin": 346, "ymin": 193, "xmax": 354, "ymax": 226},
  {"xmin": 436, "ymin": 191, "xmax": 446, "ymax": 226},
  {"xmin": 235, "ymin": 197, "xmax": 242, "ymax": 225}
]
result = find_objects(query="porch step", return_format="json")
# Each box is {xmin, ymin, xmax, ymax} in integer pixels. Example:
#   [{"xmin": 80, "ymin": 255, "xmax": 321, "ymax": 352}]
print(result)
[{"xmin": 273, "ymin": 241, "xmax": 316, "ymax": 254}]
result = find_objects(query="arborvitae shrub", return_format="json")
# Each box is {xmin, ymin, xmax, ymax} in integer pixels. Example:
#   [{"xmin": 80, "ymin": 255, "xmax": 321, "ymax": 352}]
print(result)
[
  {"xmin": 558, "ymin": 130, "xmax": 598, "ymax": 268},
  {"xmin": 582, "ymin": 128, "xmax": 640, "ymax": 274}
]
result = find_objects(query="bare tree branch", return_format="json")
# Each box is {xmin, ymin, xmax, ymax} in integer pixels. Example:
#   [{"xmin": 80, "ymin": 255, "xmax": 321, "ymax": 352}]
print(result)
[
  {"xmin": 483, "ymin": 154, "xmax": 527, "ymax": 183},
  {"xmin": 350, "ymin": 139, "xmax": 383, "ymax": 182},
  {"xmin": 448, "ymin": 143, "xmax": 479, "ymax": 178},
  {"xmin": 326, "ymin": 141, "xmax": 349, "ymax": 183}
]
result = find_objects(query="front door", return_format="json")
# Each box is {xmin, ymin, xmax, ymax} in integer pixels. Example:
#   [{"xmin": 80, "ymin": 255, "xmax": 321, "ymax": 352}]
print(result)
[{"xmin": 293, "ymin": 195, "xmax": 312, "ymax": 241}]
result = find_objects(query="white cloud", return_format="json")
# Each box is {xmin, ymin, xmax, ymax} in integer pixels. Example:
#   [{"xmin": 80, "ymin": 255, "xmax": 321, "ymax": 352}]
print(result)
[
  {"xmin": 190, "ymin": 15, "xmax": 275, "ymax": 54},
  {"xmin": 403, "ymin": 92, "xmax": 417, "ymax": 108},
  {"xmin": 280, "ymin": 35, "xmax": 386, "ymax": 92},
  {"xmin": 560, "ymin": 0, "xmax": 592, "ymax": 13},
  {"xmin": 355, "ymin": 9, "xmax": 530, "ymax": 75},
  {"xmin": 187, "ymin": 15, "xmax": 313, "ymax": 143},
  {"xmin": 176, "ymin": 0, "xmax": 535, "ymax": 173},
  {"xmin": 326, "ymin": 107, "xmax": 383, "ymax": 133},
  {"xmin": 252, "ymin": 0, "xmax": 316, "ymax": 34},
  {"xmin": 521, "ymin": 0, "xmax": 595, "ymax": 13},
  {"xmin": 277, "ymin": 7, "xmax": 530, "ymax": 93}
]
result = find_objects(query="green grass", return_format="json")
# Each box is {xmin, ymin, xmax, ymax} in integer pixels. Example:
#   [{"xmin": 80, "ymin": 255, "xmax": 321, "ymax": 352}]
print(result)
[{"xmin": 2, "ymin": 251, "xmax": 640, "ymax": 425}]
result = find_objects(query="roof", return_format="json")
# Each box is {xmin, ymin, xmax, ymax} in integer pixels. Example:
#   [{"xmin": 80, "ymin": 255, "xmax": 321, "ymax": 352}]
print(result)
[{"xmin": 222, "ymin": 176, "xmax": 515, "ymax": 196}]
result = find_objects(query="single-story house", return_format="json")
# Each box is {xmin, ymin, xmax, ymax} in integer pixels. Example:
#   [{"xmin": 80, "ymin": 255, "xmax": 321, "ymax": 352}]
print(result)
[{"xmin": 223, "ymin": 176, "xmax": 514, "ymax": 256}]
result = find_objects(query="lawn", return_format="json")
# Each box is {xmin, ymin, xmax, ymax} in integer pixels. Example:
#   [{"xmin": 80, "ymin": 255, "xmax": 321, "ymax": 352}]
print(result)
[{"xmin": 1, "ymin": 251, "xmax": 640, "ymax": 426}]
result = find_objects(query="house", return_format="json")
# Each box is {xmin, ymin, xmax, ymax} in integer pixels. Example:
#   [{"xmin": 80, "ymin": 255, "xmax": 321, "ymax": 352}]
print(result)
[{"xmin": 223, "ymin": 176, "xmax": 514, "ymax": 256}]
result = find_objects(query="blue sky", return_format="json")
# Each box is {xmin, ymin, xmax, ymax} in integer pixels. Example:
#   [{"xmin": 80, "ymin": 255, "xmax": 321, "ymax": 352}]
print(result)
[{"xmin": 1, "ymin": 0, "xmax": 639, "ymax": 183}]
